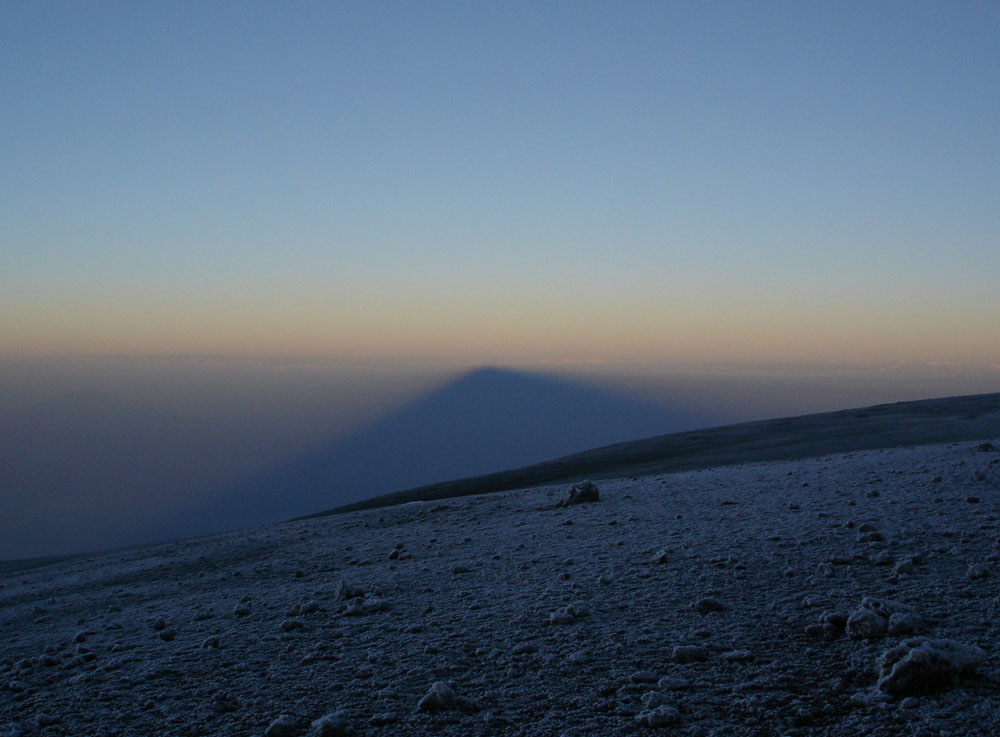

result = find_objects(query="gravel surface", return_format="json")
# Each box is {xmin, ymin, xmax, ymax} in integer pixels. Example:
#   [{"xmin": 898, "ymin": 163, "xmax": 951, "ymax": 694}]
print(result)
[{"xmin": 2, "ymin": 439, "xmax": 999, "ymax": 736}]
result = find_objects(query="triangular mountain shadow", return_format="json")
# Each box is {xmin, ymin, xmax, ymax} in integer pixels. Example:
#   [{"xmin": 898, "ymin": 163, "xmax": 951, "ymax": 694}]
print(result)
[{"xmin": 181, "ymin": 367, "xmax": 708, "ymax": 535}]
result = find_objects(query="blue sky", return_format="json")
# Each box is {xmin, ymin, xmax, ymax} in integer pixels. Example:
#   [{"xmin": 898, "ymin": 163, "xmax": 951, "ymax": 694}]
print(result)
[{"xmin": 2, "ymin": 1, "xmax": 998, "ymax": 367}]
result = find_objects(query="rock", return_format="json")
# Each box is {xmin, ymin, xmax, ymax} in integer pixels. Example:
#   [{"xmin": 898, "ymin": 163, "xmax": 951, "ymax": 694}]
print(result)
[
  {"xmin": 651, "ymin": 550, "xmax": 669, "ymax": 565},
  {"xmin": 892, "ymin": 559, "xmax": 914, "ymax": 577},
  {"xmin": 692, "ymin": 597, "xmax": 727, "ymax": 614},
  {"xmin": 512, "ymin": 642, "xmax": 537, "ymax": 655},
  {"xmin": 557, "ymin": 481, "xmax": 600, "ymax": 507},
  {"xmin": 721, "ymin": 649, "xmax": 754, "ymax": 663},
  {"xmin": 336, "ymin": 581, "xmax": 364, "ymax": 600},
  {"xmin": 887, "ymin": 612, "xmax": 925, "ymax": 636},
  {"xmin": 847, "ymin": 608, "xmax": 888, "ymax": 640},
  {"xmin": 152, "ymin": 617, "xmax": 166, "ymax": 631},
  {"xmin": 857, "ymin": 531, "xmax": 885, "ymax": 543},
  {"xmin": 567, "ymin": 601, "xmax": 590, "ymax": 618},
  {"xmin": 820, "ymin": 611, "xmax": 848, "ymax": 637},
  {"xmin": 873, "ymin": 550, "xmax": 894, "ymax": 566},
  {"xmin": 848, "ymin": 597, "xmax": 917, "ymax": 640},
  {"xmin": 344, "ymin": 597, "xmax": 389, "ymax": 616},
  {"xmin": 370, "ymin": 712, "xmax": 397, "ymax": 726},
  {"xmin": 672, "ymin": 645, "xmax": 709, "ymax": 664},
  {"xmin": 548, "ymin": 610, "xmax": 575, "ymax": 626},
  {"xmin": 36, "ymin": 714, "xmax": 60, "ymax": 728},
  {"xmin": 158, "ymin": 629, "xmax": 176, "ymax": 642},
  {"xmin": 265, "ymin": 714, "xmax": 302, "ymax": 737},
  {"xmin": 968, "ymin": 564, "xmax": 990, "ymax": 580},
  {"xmin": 418, "ymin": 681, "xmax": 458, "ymax": 712},
  {"xmin": 636, "ymin": 705, "xmax": 680, "ymax": 727},
  {"xmin": 309, "ymin": 712, "xmax": 349, "ymax": 737},
  {"xmin": 642, "ymin": 692, "xmax": 673, "ymax": 709},
  {"xmin": 977, "ymin": 442, "xmax": 995, "ymax": 452},
  {"xmin": 877, "ymin": 638, "xmax": 986, "ymax": 697},
  {"xmin": 657, "ymin": 676, "xmax": 690, "ymax": 691},
  {"xmin": 202, "ymin": 636, "xmax": 221, "ymax": 649},
  {"xmin": 630, "ymin": 670, "xmax": 658, "ymax": 684},
  {"xmin": 972, "ymin": 471, "xmax": 987, "ymax": 481},
  {"xmin": 233, "ymin": 600, "xmax": 252, "ymax": 617},
  {"xmin": 280, "ymin": 619, "xmax": 307, "ymax": 632}
]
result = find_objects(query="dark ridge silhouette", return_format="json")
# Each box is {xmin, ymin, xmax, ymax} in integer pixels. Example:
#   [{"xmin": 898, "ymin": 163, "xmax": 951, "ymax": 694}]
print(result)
[
  {"xmin": 189, "ymin": 367, "xmax": 705, "ymax": 533},
  {"xmin": 303, "ymin": 391, "xmax": 1000, "ymax": 518}
]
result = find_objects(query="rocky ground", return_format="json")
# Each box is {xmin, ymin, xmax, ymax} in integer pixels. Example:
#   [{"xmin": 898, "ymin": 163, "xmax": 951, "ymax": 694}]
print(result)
[{"xmin": 2, "ymin": 439, "xmax": 999, "ymax": 736}]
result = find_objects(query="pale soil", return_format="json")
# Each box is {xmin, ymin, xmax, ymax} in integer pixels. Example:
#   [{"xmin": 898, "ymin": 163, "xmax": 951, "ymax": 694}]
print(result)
[{"xmin": 2, "ymin": 440, "xmax": 998, "ymax": 736}]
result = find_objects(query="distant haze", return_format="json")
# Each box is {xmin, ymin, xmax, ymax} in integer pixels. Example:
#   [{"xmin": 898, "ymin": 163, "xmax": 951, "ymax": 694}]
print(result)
[{"xmin": 1, "ymin": 356, "xmax": 997, "ymax": 561}]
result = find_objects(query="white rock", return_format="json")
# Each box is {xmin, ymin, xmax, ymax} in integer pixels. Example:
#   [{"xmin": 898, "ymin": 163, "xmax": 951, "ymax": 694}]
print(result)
[{"xmin": 878, "ymin": 638, "xmax": 986, "ymax": 697}]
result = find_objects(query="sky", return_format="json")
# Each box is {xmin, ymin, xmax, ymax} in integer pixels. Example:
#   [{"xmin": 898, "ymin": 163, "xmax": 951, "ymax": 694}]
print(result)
[{"xmin": 2, "ymin": 1, "xmax": 999, "ymax": 368}]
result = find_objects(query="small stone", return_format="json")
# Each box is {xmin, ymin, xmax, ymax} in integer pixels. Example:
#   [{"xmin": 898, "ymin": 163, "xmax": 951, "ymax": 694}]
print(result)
[
  {"xmin": 857, "ymin": 531, "xmax": 885, "ymax": 543},
  {"xmin": 692, "ymin": 597, "xmax": 727, "ymax": 614},
  {"xmin": 651, "ymin": 550, "xmax": 669, "ymax": 565},
  {"xmin": 873, "ymin": 550, "xmax": 894, "ymax": 566},
  {"xmin": 642, "ymin": 692, "xmax": 673, "ymax": 710},
  {"xmin": 309, "ymin": 712, "xmax": 348, "ymax": 737},
  {"xmin": 158, "ymin": 629, "xmax": 176, "ymax": 642},
  {"xmin": 280, "ymin": 619, "xmax": 307, "ymax": 633},
  {"xmin": 202, "ymin": 636, "xmax": 221, "ymax": 649},
  {"xmin": 152, "ymin": 617, "xmax": 166, "ymax": 631},
  {"xmin": 887, "ymin": 612, "xmax": 924, "ymax": 637},
  {"xmin": 721, "ymin": 649, "xmax": 753, "ymax": 663},
  {"xmin": 336, "ymin": 581, "xmax": 364, "ymax": 600},
  {"xmin": 967, "ymin": 564, "xmax": 990, "ymax": 580},
  {"xmin": 847, "ymin": 608, "xmax": 887, "ymax": 640},
  {"xmin": 636, "ymin": 705, "xmax": 680, "ymax": 727},
  {"xmin": 512, "ymin": 642, "xmax": 537, "ymax": 655},
  {"xmin": 630, "ymin": 670, "xmax": 658, "ymax": 684},
  {"xmin": 264, "ymin": 714, "xmax": 301, "ymax": 737},
  {"xmin": 672, "ymin": 645, "xmax": 709, "ymax": 664},
  {"xmin": 549, "ymin": 610, "xmax": 575, "ymax": 626},
  {"xmin": 36, "ymin": 714, "xmax": 60, "ymax": 727},
  {"xmin": 557, "ymin": 481, "xmax": 600, "ymax": 507},
  {"xmin": 892, "ymin": 559, "xmax": 914, "ymax": 577},
  {"xmin": 370, "ymin": 712, "xmax": 397, "ymax": 726},
  {"xmin": 418, "ymin": 681, "xmax": 458, "ymax": 712},
  {"xmin": 566, "ymin": 601, "xmax": 590, "ymax": 618},
  {"xmin": 877, "ymin": 638, "xmax": 986, "ymax": 697}
]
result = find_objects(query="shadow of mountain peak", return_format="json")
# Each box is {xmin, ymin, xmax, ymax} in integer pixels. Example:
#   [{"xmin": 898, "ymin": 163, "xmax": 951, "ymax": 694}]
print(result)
[{"xmin": 186, "ymin": 367, "xmax": 706, "ymax": 535}]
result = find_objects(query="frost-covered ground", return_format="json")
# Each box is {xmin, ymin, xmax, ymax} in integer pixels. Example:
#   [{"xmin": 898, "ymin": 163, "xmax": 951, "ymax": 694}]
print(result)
[{"xmin": 2, "ymin": 440, "xmax": 999, "ymax": 736}]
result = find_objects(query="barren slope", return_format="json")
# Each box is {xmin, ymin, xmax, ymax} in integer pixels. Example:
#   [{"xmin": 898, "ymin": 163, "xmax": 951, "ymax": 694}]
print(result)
[{"xmin": 2, "ymin": 439, "xmax": 998, "ymax": 736}]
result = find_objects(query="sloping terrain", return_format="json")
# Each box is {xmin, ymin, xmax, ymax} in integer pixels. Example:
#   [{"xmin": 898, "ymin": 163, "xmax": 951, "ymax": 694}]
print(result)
[
  {"xmin": 1, "ymin": 438, "xmax": 998, "ymax": 736},
  {"xmin": 313, "ymin": 392, "xmax": 1000, "ymax": 517},
  {"xmin": 191, "ymin": 368, "xmax": 704, "ymax": 534}
]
